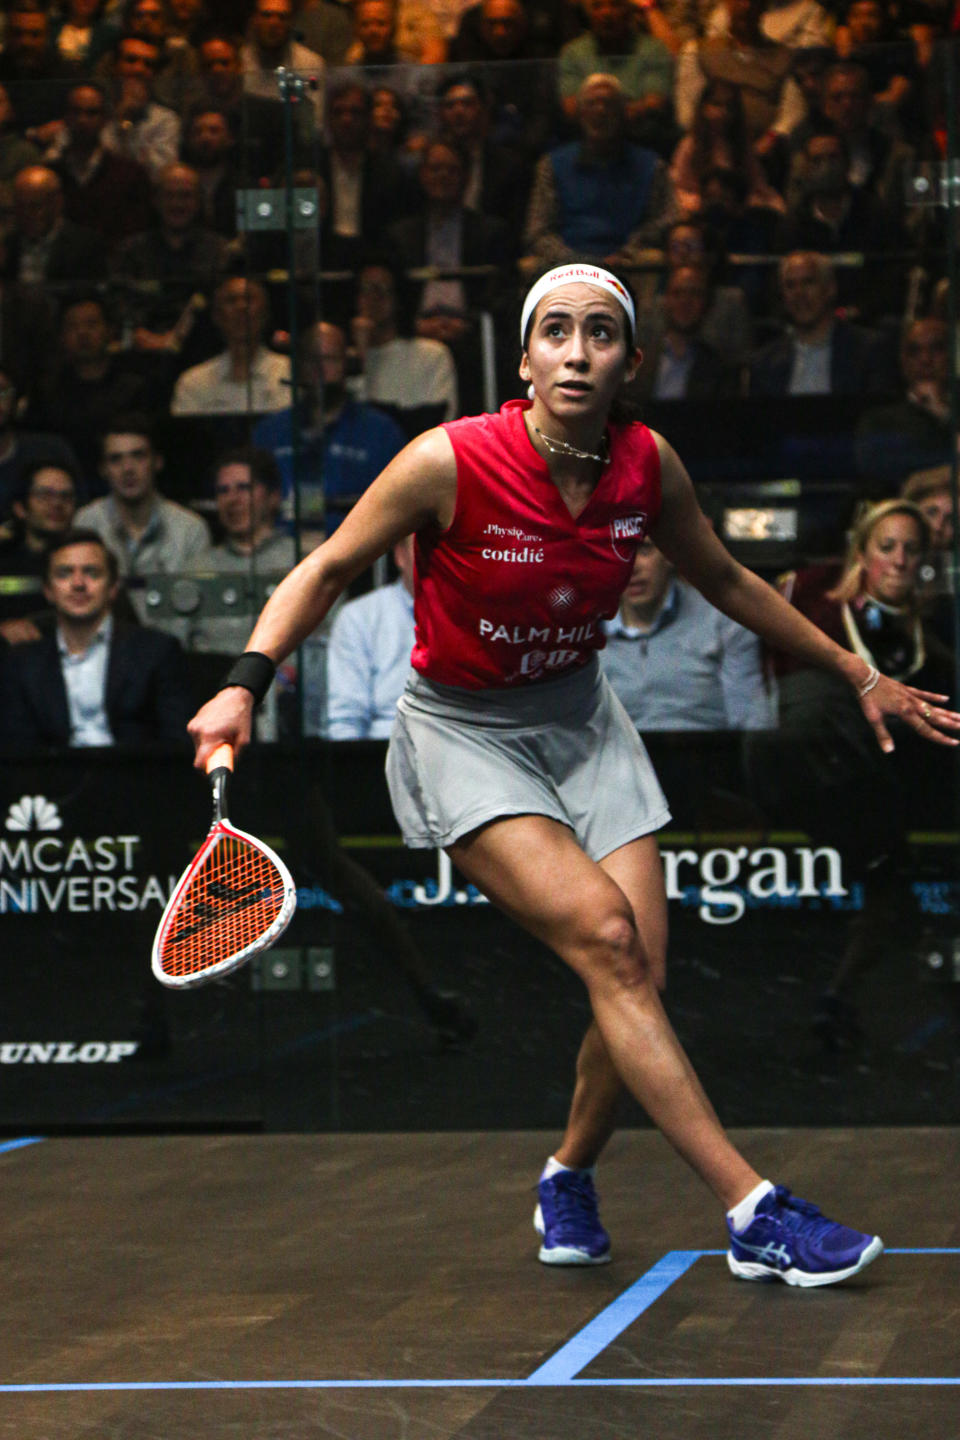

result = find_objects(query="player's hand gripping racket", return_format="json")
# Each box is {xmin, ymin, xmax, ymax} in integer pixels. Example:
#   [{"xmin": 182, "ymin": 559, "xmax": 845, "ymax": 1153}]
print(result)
[{"xmin": 152, "ymin": 744, "xmax": 296, "ymax": 988}]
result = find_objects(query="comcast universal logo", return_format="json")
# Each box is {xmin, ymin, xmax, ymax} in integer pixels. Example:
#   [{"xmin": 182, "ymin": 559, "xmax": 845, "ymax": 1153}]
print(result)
[{"xmin": 5, "ymin": 796, "xmax": 63, "ymax": 832}]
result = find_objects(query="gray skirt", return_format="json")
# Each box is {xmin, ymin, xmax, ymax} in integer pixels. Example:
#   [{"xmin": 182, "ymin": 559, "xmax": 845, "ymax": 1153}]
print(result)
[{"xmin": 385, "ymin": 656, "xmax": 670, "ymax": 860}]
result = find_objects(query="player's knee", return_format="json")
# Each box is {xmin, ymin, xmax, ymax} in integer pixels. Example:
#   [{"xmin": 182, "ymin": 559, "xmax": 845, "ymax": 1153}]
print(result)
[{"xmin": 580, "ymin": 909, "xmax": 646, "ymax": 992}]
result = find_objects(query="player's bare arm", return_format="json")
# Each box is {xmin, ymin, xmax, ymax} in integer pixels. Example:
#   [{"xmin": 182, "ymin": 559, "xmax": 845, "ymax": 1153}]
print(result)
[
  {"xmin": 188, "ymin": 428, "xmax": 458, "ymax": 768},
  {"xmin": 650, "ymin": 432, "xmax": 960, "ymax": 752}
]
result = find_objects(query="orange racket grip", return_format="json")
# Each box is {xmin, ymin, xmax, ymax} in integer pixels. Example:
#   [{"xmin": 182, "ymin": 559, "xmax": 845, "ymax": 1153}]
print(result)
[{"xmin": 206, "ymin": 743, "xmax": 234, "ymax": 775}]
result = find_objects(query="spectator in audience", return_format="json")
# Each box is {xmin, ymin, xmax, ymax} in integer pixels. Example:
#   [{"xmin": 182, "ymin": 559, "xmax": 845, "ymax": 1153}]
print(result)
[
  {"xmin": 0, "ymin": 459, "xmax": 78, "ymax": 640},
  {"xmin": 322, "ymin": 533, "xmax": 415, "ymax": 738},
  {"xmin": 0, "ymin": 1, "xmax": 76, "ymax": 133},
  {"xmin": 367, "ymin": 83, "xmax": 424, "ymax": 171},
  {"xmin": 0, "ymin": 82, "xmax": 41, "ymax": 185},
  {"xmin": 110, "ymin": 161, "xmax": 228, "ymax": 357},
  {"xmin": 669, "ymin": 77, "xmax": 785, "ymax": 216},
  {"xmin": 241, "ymin": 0, "xmax": 325, "ymax": 130},
  {"xmin": 775, "ymin": 124, "xmax": 901, "ymax": 315},
  {"xmin": 675, "ymin": 0, "xmax": 806, "ymax": 184},
  {"xmin": 856, "ymin": 316, "xmax": 956, "ymax": 490},
  {"xmin": 295, "ymin": 0, "xmax": 355, "ymax": 67},
  {"xmin": 749, "ymin": 250, "xmax": 894, "ymax": 396},
  {"xmin": 349, "ymin": 258, "xmax": 459, "ymax": 435},
  {"xmin": 450, "ymin": 0, "xmax": 543, "ymax": 62},
  {"xmin": 180, "ymin": 104, "xmax": 240, "ymax": 236},
  {"xmin": 75, "ymin": 415, "xmax": 211, "ymax": 605},
  {"xmin": 205, "ymin": 445, "xmax": 295, "ymax": 572},
  {"xmin": 0, "ymin": 526, "xmax": 193, "ymax": 750},
  {"xmin": 2, "ymin": 165, "xmax": 106, "ymax": 289},
  {"xmin": 121, "ymin": 0, "xmax": 203, "ymax": 115},
  {"xmin": 0, "ymin": 367, "xmax": 80, "ymax": 522},
  {"xmin": 99, "ymin": 32, "xmax": 183, "ymax": 178},
  {"xmin": 0, "ymin": 231, "xmax": 58, "ymax": 397},
  {"xmin": 51, "ymin": 0, "xmax": 119, "ymax": 74},
  {"xmin": 901, "ymin": 462, "xmax": 958, "ymax": 644},
  {"xmin": 170, "ymin": 274, "xmax": 291, "ymax": 416},
  {"xmin": 446, "ymin": 0, "xmax": 562, "ymax": 152},
  {"xmin": 601, "ymin": 534, "xmax": 772, "ymax": 731},
  {"xmin": 786, "ymin": 60, "xmax": 914, "ymax": 214},
  {"xmin": 833, "ymin": 0, "xmax": 918, "ymax": 130},
  {"xmin": 317, "ymin": 80, "xmax": 415, "ymax": 272},
  {"xmin": 660, "ymin": 216, "xmax": 754, "ymax": 362},
  {"xmin": 194, "ymin": 30, "xmax": 287, "ymax": 180},
  {"xmin": 345, "ymin": 0, "xmax": 446, "ymax": 68},
  {"xmin": 629, "ymin": 262, "xmax": 738, "ymax": 402},
  {"xmin": 695, "ymin": 165, "xmax": 782, "ymax": 308},
  {"xmin": 559, "ymin": 0, "xmax": 676, "ymax": 151},
  {"xmin": 451, "ymin": 0, "xmax": 586, "ymax": 61},
  {"xmin": 42, "ymin": 82, "xmax": 154, "ymax": 243},
  {"xmin": 167, "ymin": 0, "xmax": 206, "ymax": 50},
  {"xmin": 188, "ymin": 446, "xmax": 296, "ymax": 659},
  {"xmin": 524, "ymin": 73, "xmax": 676, "ymax": 269},
  {"xmin": 27, "ymin": 292, "xmax": 155, "ymax": 487},
  {"xmin": 705, "ymin": 0, "xmax": 834, "ymax": 48},
  {"xmin": 253, "ymin": 320, "xmax": 406, "ymax": 539},
  {"xmin": 435, "ymin": 71, "xmax": 532, "ymax": 240},
  {"xmin": 384, "ymin": 138, "xmax": 510, "ymax": 412},
  {"xmin": 755, "ymin": 498, "xmax": 951, "ymax": 1048},
  {"xmin": 902, "ymin": 463, "xmax": 956, "ymax": 555}
]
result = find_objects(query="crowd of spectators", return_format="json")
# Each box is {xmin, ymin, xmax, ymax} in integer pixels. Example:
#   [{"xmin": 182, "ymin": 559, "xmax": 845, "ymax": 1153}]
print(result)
[{"xmin": 0, "ymin": 0, "xmax": 958, "ymax": 755}]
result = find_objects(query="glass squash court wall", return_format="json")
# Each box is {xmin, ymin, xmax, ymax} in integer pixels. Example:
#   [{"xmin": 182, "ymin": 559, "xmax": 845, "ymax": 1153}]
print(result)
[{"xmin": 0, "ymin": 43, "xmax": 957, "ymax": 1132}]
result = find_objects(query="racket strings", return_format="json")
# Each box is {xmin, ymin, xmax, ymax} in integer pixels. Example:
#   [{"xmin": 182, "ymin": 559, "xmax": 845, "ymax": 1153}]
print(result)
[{"xmin": 158, "ymin": 833, "xmax": 288, "ymax": 979}]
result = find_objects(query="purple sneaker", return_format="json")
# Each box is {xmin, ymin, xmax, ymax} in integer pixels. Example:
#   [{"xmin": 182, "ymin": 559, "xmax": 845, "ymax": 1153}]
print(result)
[
  {"xmin": 727, "ymin": 1185, "xmax": 883, "ymax": 1287},
  {"xmin": 534, "ymin": 1169, "xmax": 611, "ymax": 1266}
]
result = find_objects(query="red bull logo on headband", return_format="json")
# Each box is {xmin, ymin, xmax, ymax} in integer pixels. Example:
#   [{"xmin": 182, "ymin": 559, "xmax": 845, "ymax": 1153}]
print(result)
[{"xmin": 520, "ymin": 264, "xmax": 636, "ymax": 344}]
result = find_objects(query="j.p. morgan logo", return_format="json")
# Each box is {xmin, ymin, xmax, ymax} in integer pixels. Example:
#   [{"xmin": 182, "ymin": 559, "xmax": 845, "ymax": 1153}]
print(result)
[{"xmin": 1, "ymin": 795, "xmax": 176, "ymax": 915}]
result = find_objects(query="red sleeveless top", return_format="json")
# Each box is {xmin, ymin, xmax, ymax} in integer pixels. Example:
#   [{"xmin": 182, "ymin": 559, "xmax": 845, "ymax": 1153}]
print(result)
[{"xmin": 411, "ymin": 399, "xmax": 662, "ymax": 689}]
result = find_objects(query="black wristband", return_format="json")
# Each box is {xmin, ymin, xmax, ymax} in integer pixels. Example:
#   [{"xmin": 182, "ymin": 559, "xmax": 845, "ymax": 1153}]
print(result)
[{"xmin": 220, "ymin": 651, "xmax": 276, "ymax": 704}]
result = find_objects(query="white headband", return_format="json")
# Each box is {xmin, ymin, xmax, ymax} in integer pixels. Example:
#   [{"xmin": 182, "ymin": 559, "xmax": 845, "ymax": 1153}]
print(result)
[{"xmin": 520, "ymin": 264, "xmax": 636, "ymax": 346}]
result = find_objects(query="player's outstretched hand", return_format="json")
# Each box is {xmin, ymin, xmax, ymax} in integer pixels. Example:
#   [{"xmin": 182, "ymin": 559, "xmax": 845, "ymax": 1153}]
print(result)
[
  {"xmin": 859, "ymin": 674, "xmax": 960, "ymax": 753},
  {"xmin": 187, "ymin": 687, "xmax": 255, "ymax": 771}
]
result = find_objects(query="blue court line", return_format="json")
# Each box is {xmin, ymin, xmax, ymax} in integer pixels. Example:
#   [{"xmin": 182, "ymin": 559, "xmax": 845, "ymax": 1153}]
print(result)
[
  {"xmin": 3, "ymin": 1248, "xmax": 957, "ymax": 1396},
  {"xmin": 1, "ymin": 1378, "xmax": 959, "ymax": 1394},
  {"xmin": 0, "ymin": 1137, "xmax": 44, "ymax": 1156},
  {"xmin": 527, "ymin": 1250, "xmax": 703, "ymax": 1382}
]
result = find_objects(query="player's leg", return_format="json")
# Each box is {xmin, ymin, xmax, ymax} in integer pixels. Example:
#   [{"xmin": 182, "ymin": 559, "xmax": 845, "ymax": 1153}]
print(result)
[
  {"xmin": 533, "ymin": 842, "xmax": 664, "ymax": 1263},
  {"xmin": 534, "ymin": 838, "xmax": 727, "ymax": 1263},
  {"xmin": 449, "ymin": 816, "xmax": 758, "ymax": 1205},
  {"xmin": 449, "ymin": 814, "xmax": 883, "ymax": 1286}
]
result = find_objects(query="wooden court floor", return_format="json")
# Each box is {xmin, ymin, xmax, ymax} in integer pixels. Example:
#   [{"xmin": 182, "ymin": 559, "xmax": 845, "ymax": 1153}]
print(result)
[{"xmin": 2, "ymin": 1128, "xmax": 958, "ymax": 1440}]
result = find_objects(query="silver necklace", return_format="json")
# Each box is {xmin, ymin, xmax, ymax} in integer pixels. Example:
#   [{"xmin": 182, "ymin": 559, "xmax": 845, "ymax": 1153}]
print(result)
[{"xmin": 534, "ymin": 426, "xmax": 610, "ymax": 464}]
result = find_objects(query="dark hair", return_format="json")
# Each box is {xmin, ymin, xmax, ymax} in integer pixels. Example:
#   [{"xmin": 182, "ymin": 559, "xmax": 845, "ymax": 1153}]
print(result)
[
  {"xmin": 44, "ymin": 527, "xmax": 119, "ymax": 583},
  {"xmin": 356, "ymin": 251, "xmax": 416, "ymax": 336},
  {"xmin": 519, "ymin": 258, "xmax": 638, "ymax": 350},
  {"xmin": 435, "ymin": 69, "xmax": 489, "ymax": 106},
  {"xmin": 59, "ymin": 288, "xmax": 113, "ymax": 329},
  {"xmin": 212, "ymin": 445, "xmax": 282, "ymax": 493},
  {"xmin": 664, "ymin": 216, "xmax": 727, "ymax": 283},
  {"xmin": 99, "ymin": 411, "xmax": 157, "ymax": 454},
  {"xmin": 689, "ymin": 80, "xmax": 750, "ymax": 186},
  {"xmin": 17, "ymin": 456, "xmax": 80, "ymax": 501},
  {"xmin": 327, "ymin": 77, "xmax": 372, "ymax": 116}
]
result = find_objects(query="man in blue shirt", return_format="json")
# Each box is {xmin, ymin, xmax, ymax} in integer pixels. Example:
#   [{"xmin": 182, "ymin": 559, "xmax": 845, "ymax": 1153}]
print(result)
[
  {"xmin": 601, "ymin": 537, "xmax": 772, "ymax": 731},
  {"xmin": 253, "ymin": 320, "xmax": 406, "ymax": 545},
  {"xmin": 315, "ymin": 534, "xmax": 415, "ymax": 738}
]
